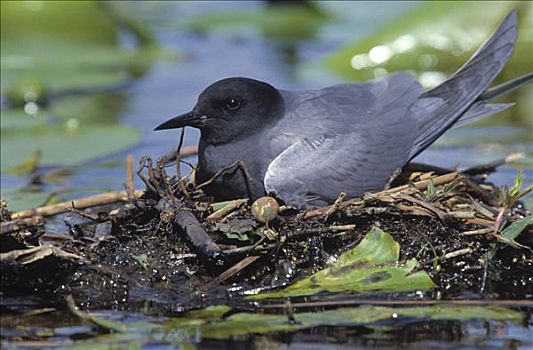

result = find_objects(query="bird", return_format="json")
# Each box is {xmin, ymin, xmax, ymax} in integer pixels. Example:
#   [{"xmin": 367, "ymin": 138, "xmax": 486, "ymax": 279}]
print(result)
[{"xmin": 155, "ymin": 10, "xmax": 532, "ymax": 210}]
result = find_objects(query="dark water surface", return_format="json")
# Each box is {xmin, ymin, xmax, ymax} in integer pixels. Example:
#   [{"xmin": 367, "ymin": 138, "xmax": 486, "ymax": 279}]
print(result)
[
  {"xmin": 1, "ymin": 1, "xmax": 530, "ymax": 206},
  {"xmin": 1, "ymin": 2, "xmax": 532, "ymax": 349}
]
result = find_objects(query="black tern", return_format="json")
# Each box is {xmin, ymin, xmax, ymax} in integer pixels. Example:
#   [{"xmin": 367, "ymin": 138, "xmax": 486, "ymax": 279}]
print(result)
[{"xmin": 156, "ymin": 10, "xmax": 532, "ymax": 209}]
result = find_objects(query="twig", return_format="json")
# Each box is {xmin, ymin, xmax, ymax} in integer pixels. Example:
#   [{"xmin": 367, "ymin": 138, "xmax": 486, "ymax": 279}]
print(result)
[
  {"xmin": 301, "ymin": 172, "xmax": 459, "ymax": 219},
  {"xmin": 286, "ymin": 224, "xmax": 356, "ymax": 238},
  {"xmin": 398, "ymin": 194, "xmax": 456, "ymax": 225},
  {"xmin": 174, "ymin": 209, "xmax": 225, "ymax": 265},
  {"xmin": 465, "ymin": 217, "xmax": 495, "ymax": 226},
  {"xmin": 65, "ymin": 295, "xmax": 127, "ymax": 332},
  {"xmin": 206, "ymin": 199, "xmax": 247, "ymax": 221},
  {"xmin": 325, "ymin": 192, "xmax": 346, "ymax": 219},
  {"xmin": 461, "ymin": 152, "xmax": 525, "ymax": 175},
  {"xmin": 1, "ymin": 216, "xmax": 44, "ymax": 235},
  {"xmin": 11, "ymin": 190, "xmax": 144, "ymax": 220},
  {"xmin": 224, "ymin": 242, "xmax": 277, "ymax": 256},
  {"xmin": 197, "ymin": 160, "xmax": 254, "ymax": 202},
  {"xmin": 222, "ymin": 225, "xmax": 356, "ymax": 256},
  {"xmin": 206, "ymin": 255, "xmax": 260, "ymax": 287},
  {"xmin": 175, "ymin": 128, "xmax": 188, "ymax": 196},
  {"xmin": 160, "ymin": 145, "xmax": 198, "ymax": 164},
  {"xmin": 0, "ymin": 245, "xmax": 87, "ymax": 264},
  {"xmin": 126, "ymin": 154, "xmax": 134, "ymax": 198},
  {"xmin": 461, "ymin": 228, "xmax": 494, "ymax": 236},
  {"xmin": 67, "ymin": 208, "xmax": 103, "ymax": 223},
  {"xmin": 442, "ymin": 247, "xmax": 473, "ymax": 260},
  {"xmin": 417, "ymin": 247, "xmax": 473, "ymax": 268}
]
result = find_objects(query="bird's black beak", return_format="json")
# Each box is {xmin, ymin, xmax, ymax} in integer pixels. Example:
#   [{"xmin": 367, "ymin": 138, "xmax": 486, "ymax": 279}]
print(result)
[{"xmin": 154, "ymin": 111, "xmax": 206, "ymax": 130}]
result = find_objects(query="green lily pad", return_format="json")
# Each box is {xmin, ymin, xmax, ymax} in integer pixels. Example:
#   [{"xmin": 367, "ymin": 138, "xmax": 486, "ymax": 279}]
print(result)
[
  {"xmin": 0, "ymin": 1, "xmax": 155, "ymax": 100},
  {"xmin": 324, "ymin": 2, "xmax": 531, "ymax": 83},
  {"xmin": 248, "ymin": 226, "xmax": 436, "ymax": 300},
  {"xmin": 1, "ymin": 121, "xmax": 140, "ymax": 173},
  {"xmin": 1, "ymin": 40, "xmax": 134, "ymax": 95},
  {"xmin": 51, "ymin": 93, "xmax": 128, "ymax": 124},
  {"xmin": 185, "ymin": 3, "xmax": 330, "ymax": 41},
  {"xmin": 197, "ymin": 305, "xmax": 523, "ymax": 339},
  {"xmin": 0, "ymin": 109, "xmax": 52, "ymax": 132},
  {"xmin": 60, "ymin": 304, "xmax": 524, "ymax": 346},
  {"xmin": 0, "ymin": 187, "xmax": 55, "ymax": 212},
  {"xmin": 0, "ymin": 1, "xmax": 118, "ymax": 43}
]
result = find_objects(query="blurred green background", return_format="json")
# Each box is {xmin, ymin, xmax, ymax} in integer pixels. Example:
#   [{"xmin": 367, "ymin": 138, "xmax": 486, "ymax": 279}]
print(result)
[{"xmin": 1, "ymin": 1, "xmax": 531, "ymax": 211}]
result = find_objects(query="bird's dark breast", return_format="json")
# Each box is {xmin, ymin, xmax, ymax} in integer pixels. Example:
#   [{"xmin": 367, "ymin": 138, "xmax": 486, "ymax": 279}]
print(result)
[{"xmin": 197, "ymin": 139, "xmax": 268, "ymax": 201}]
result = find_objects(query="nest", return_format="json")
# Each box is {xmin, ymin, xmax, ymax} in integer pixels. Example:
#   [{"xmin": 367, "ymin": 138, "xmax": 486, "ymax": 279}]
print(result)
[{"xmin": 1, "ymin": 154, "xmax": 531, "ymax": 313}]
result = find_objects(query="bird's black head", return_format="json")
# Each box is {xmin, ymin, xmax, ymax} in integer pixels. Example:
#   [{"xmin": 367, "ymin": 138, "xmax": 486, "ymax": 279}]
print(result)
[{"xmin": 155, "ymin": 77, "xmax": 285, "ymax": 144}]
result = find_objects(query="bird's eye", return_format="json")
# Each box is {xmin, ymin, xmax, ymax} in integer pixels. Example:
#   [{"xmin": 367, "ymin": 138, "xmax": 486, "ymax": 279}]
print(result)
[{"xmin": 225, "ymin": 98, "xmax": 240, "ymax": 111}]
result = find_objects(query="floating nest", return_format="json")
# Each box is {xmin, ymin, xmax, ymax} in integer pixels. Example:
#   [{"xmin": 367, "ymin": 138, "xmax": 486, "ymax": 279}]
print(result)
[{"xmin": 1, "ymin": 154, "xmax": 531, "ymax": 314}]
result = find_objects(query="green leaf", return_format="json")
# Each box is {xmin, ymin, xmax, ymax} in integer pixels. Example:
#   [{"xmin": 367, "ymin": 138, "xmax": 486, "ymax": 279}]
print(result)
[
  {"xmin": 215, "ymin": 218, "xmax": 258, "ymax": 241},
  {"xmin": 0, "ymin": 2, "xmax": 158, "ymax": 99},
  {"xmin": 210, "ymin": 200, "xmax": 237, "ymax": 213},
  {"xmin": 248, "ymin": 226, "xmax": 436, "ymax": 300},
  {"xmin": 198, "ymin": 305, "xmax": 523, "ymax": 339},
  {"xmin": 132, "ymin": 254, "xmax": 149, "ymax": 270},
  {"xmin": 0, "ymin": 187, "xmax": 55, "ymax": 212},
  {"xmin": 1, "ymin": 121, "xmax": 140, "ymax": 173},
  {"xmin": 426, "ymin": 178, "xmax": 436, "ymax": 199},
  {"xmin": 500, "ymin": 216, "xmax": 533, "ymax": 240},
  {"xmin": 51, "ymin": 93, "xmax": 127, "ymax": 124},
  {"xmin": 185, "ymin": 3, "xmax": 330, "ymax": 41},
  {"xmin": 324, "ymin": 2, "xmax": 530, "ymax": 84},
  {"xmin": 14, "ymin": 304, "xmax": 524, "ymax": 347},
  {"xmin": 509, "ymin": 170, "xmax": 524, "ymax": 198}
]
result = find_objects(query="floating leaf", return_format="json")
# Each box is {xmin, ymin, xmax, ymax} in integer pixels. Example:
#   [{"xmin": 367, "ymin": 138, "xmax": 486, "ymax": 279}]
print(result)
[
  {"xmin": 0, "ymin": 109, "xmax": 52, "ymax": 132},
  {"xmin": 324, "ymin": 2, "xmax": 531, "ymax": 84},
  {"xmin": 0, "ymin": 1, "xmax": 155, "ymax": 98},
  {"xmin": 185, "ymin": 3, "xmax": 330, "ymax": 41},
  {"xmin": 1, "ymin": 122, "xmax": 140, "ymax": 173},
  {"xmin": 198, "ymin": 305, "xmax": 523, "ymax": 340},
  {"xmin": 0, "ymin": 187, "xmax": 56, "ymax": 212},
  {"xmin": 58, "ymin": 304, "xmax": 524, "ymax": 346},
  {"xmin": 248, "ymin": 227, "xmax": 436, "ymax": 300},
  {"xmin": 51, "ymin": 93, "xmax": 128, "ymax": 124}
]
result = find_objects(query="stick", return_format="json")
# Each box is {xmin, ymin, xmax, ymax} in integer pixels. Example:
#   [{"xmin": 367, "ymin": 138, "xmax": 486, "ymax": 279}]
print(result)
[
  {"xmin": 222, "ymin": 225, "xmax": 356, "ymax": 256},
  {"xmin": 197, "ymin": 160, "xmax": 254, "ymax": 202},
  {"xmin": 175, "ymin": 128, "xmax": 188, "ymax": 196},
  {"xmin": 175, "ymin": 209, "xmax": 225, "ymax": 265},
  {"xmin": 160, "ymin": 145, "xmax": 198, "ymax": 164},
  {"xmin": 206, "ymin": 255, "xmax": 260, "ymax": 287},
  {"xmin": 398, "ymin": 194, "xmax": 456, "ymax": 225},
  {"xmin": 126, "ymin": 155, "xmax": 134, "ymax": 197},
  {"xmin": 301, "ymin": 172, "xmax": 459, "ymax": 219},
  {"xmin": 206, "ymin": 199, "xmax": 247, "ymax": 221},
  {"xmin": 1, "ymin": 216, "xmax": 44, "ymax": 235},
  {"xmin": 11, "ymin": 190, "xmax": 144, "ymax": 220},
  {"xmin": 461, "ymin": 152, "xmax": 525, "ymax": 175}
]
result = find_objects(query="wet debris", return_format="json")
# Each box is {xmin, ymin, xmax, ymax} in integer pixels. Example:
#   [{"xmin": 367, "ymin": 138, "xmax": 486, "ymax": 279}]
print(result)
[{"xmin": 0, "ymin": 153, "xmax": 531, "ymax": 313}]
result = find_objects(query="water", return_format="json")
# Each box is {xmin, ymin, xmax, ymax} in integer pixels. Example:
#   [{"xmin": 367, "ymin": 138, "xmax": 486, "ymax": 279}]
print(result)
[
  {"xmin": 1, "ymin": 1, "xmax": 532, "ymax": 348},
  {"xmin": 2, "ymin": 1, "xmax": 530, "ymax": 208}
]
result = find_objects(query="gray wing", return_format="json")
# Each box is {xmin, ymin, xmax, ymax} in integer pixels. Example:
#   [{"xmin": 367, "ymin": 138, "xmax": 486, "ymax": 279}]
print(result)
[{"xmin": 264, "ymin": 73, "xmax": 422, "ymax": 209}]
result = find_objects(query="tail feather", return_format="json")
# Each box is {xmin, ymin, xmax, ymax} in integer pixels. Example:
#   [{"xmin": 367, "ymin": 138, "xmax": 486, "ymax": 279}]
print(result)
[
  {"xmin": 409, "ymin": 10, "xmax": 519, "ymax": 159},
  {"xmin": 479, "ymin": 71, "xmax": 533, "ymax": 100},
  {"xmin": 451, "ymin": 102, "xmax": 514, "ymax": 129}
]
